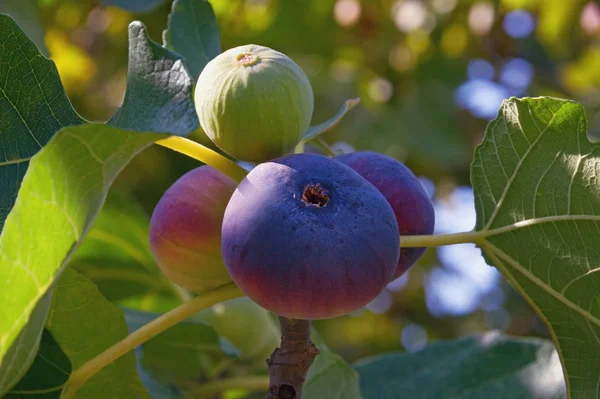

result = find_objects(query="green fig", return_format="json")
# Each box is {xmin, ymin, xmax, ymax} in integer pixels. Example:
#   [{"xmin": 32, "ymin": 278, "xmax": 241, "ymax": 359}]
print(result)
[
  {"xmin": 194, "ymin": 297, "xmax": 279, "ymax": 362},
  {"xmin": 195, "ymin": 44, "xmax": 314, "ymax": 162}
]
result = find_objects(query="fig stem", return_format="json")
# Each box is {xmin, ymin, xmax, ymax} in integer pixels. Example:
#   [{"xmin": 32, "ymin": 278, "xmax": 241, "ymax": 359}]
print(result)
[
  {"xmin": 400, "ymin": 231, "xmax": 481, "ymax": 247},
  {"xmin": 62, "ymin": 284, "xmax": 244, "ymax": 399},
  {"xmin": 313, "ymin": 138, "xmax": 336, "ymax": 157},
  {"xmin": 156, "ymin": 136, "xmax": 248, "ymax": 183},
  {"xmin": 266, "ymin": 317, "xmax": 320, "ymax": 399}
]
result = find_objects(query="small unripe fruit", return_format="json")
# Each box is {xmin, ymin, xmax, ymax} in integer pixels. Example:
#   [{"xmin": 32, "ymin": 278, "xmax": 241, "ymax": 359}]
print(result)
[
  {"xmin": 194, "ymin": 297, "xmax": 279, "ymax": 361},
  {"xmin": 195, "ymin": 44, "xmax": 314, "ymax": 162},
  {"xmin": 149, "ymin": 166, "xmax": 237, "ymax": 292},
  {"xmin": 336, "ymin": 152, "xmax": 435, "ymax": 279},
  {"xmin": 221, "ymin": 153, "xmax": 400, "ymax": 320}
]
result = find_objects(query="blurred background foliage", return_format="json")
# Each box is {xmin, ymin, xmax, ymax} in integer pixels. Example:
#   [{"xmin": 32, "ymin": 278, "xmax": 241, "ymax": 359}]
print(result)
[{"xmin": 2, "ymin": 0, "xmax": 599, "ymax": 365}]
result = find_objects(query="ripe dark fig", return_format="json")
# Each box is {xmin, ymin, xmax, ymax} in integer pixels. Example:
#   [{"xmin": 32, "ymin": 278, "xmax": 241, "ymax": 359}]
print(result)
[
  {"xmin": 195, "ymin": 44, "xmax": 314, "ymax": 162},
  {"xmin": 336, "ymin": 151, "xmax": 435, "ymax": 279},
  {"xmin": 149, "ymin": 166, "xmax": 237, "ymax": 292},
  {"xmin": 221, "ymin": 153, "xmax": 400, "ymax": 320}
]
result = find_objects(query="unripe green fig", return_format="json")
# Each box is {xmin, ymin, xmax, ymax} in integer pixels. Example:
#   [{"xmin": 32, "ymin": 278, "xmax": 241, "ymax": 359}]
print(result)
[
  {"xmin": 149, "ymin": 166, "xmax": 237, "ymax": 292},
  {"xmin": 195, "ymin": 44, "xmax": 314, "ymax": 162},
  {"xmin": 194, "ymin": 297, "xmax": 279, "ymax": 361}
]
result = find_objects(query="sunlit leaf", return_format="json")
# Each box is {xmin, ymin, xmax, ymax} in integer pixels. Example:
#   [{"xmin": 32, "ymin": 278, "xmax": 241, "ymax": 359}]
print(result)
[
  {"xmin": 0, "ymin": 123, "xmax": 162, "ymax": 390},
  {"xmin": 471, "ymin": 97, "xmax": 600, "ymax": 398}
]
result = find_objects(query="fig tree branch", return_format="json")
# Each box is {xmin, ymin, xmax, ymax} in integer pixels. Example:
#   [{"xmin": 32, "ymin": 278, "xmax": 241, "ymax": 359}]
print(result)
[{"xmin": 266, "ymin": 317, "xmax": 320, "ymax": 399}]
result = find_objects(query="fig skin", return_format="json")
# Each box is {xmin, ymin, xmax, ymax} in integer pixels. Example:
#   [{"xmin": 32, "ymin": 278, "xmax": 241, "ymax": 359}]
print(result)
[
  {"xmin": 194, "ymin": 297, "xmax": 279, "ymax": 361},
  {"xmin": 149, "ymin": 166, "xmax": 237, "ymax": 292},
  {"xmin": 195, "ymin": 44, "xmax": 314, "ymax": 162},
  {"xmin": 221, "ymin": 153, "xmax": 400, "ymax": 320},
  {"xmin": 336, "ymin": 152, "xmax": 435, "ymax": 279}
]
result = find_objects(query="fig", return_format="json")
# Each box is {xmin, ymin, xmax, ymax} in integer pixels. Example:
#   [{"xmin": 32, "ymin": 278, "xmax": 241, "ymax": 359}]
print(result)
[
  {"xmin": 221, "ymin": 153, "xmax": 400, "ymax": 320},
  {"xmin": 149, "ymin": 166, "xmax": 236, "ymax": 292},
  {"xmin": 195, "ymin": 44, "xmax": 314, "ymax": 162},
  {"xmin": 337, "ymin": 152, "xmax": 435, "ymax": 279},
  {"xmin": 194, "ymin": 297, "xmax": 279, "ymax": 361}
]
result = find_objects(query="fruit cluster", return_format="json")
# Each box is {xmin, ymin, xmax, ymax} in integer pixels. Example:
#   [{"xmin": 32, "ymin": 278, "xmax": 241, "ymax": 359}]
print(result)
[{"xmin": 149, "ymin": 44, "xmax": 435, "ymax": 320}]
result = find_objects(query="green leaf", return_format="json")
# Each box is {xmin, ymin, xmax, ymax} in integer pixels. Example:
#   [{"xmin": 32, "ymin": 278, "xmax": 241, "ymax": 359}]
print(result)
[
  {"xmin": 163, "ymin": 0, "xmax": 221, "ymax": 81},
  {"xmin": 71, "ymin": 190, "xmax": 181, "ymax": 313},
  {"xmin": 0, "ymin": 123, "xmax": 162, "ymax": 380},
  {"xmin": 46, "ymin": 267, "xmax": 149, "ymax": 398},
  {"xmin": 304, "ymin": 331, "xmax": 362, "ymax": 399},
  {"xmin": 98, "ymin": 0, "xmax": 166, "ymax": 13},
  {"xmin": 300, "ymin": 98, "xmax": 361, "ymax": 143},
  {"xmin": 109, "ymin": 21, "xmax": 199, "ymax": 136},
  {"xmin": 0, "ymin": 292, "xmax": 53, "ymax": 396},
  {"xmin": 355, "ymin": 332, "xmax": 565, "ymax": 399},
  {"xmin": 4, "ymin": 330, "xmax": 71, "ymax": 399},
  {"xmin": 0, "ymin": 14, "xmax": 84, "ymax": 232},
  {"xmin": 471, "ymin": 97, "xmax": 600, "ymax": 398},
  {"xmin": 0, "ymin": 0, "xmax": 48, "ymax": 56},
  {"xmin": 123, "ymin": 308, "xmax": 233, "ymax": 386}
]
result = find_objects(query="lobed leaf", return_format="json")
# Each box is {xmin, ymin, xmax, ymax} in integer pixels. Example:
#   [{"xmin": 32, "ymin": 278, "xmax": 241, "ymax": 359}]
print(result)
[
  {"xmin": 109, "ymin": 22, "xmax": 198, "ymax": 136},
  {"xmin": 0, "ymin": 0, "xmax": 48, "ymax": 55},
  {"xmin": 0, "ymin": 14, "xmax": 83, "ymax": 232},
  {"xmin": 163, "ymin": 0, "xmax": 221, "ymax": 81},
  {"xmin": 471, "ymin": 97, "xmax": 600, "ymax": 398}
]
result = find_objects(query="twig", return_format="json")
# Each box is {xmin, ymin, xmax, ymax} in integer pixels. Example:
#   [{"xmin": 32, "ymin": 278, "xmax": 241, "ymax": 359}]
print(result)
[{"xmin": 266, "ymin": 317, "xmax": 320, "ymax": 399}]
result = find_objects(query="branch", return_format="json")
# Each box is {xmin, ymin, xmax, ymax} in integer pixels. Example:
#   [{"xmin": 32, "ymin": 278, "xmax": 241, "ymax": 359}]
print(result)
[{"xmin": 266, "ymin": 317, "xmax": 320, "ymax": 399}]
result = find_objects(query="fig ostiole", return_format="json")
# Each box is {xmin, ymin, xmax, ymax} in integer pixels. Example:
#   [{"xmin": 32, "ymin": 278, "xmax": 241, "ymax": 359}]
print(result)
[
  {"xmin": 149, "ymin": 165, "xmax": 237, "ymax": 293},
  {"xmin": 337, "ymin": 151, "xmax": 435, "ymax": 279},
  {"xmin": 195, "ymin": 44, "xmax": 314, "ymax": 162},
  {"xmin": 221, "ymin": 153, "xmax": 401, "ymax": 320}
]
